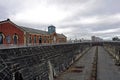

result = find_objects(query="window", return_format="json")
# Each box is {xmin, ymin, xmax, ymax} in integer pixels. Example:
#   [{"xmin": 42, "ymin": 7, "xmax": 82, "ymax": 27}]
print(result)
[
  {"xmin": 44, "ymin": 36, "xmax": 46, "ymax": 43},
  {"xmin": 39, "ymin": 36, "xmax": 42, "ymax": 44},
  {"xmin": 6, "ymin": 35, "xmax": 11, "ymax": 43},
  {"xmin": 53, "ymin": 36, "xmax": 56, "ymax": 43},
  {"xmin": 29, "ymin": 35, "xmax": 32, "ymax": 43},
  {"xmin": 34, "ymin": 35, "xmax": 37, "ymax": 43},
  {"xmin": 13, "ymin": 33, "xmax": 18, "ymax": 44},
  {"xmin": 0, "ymin": 33, "xmax": 3, "ymax": 44}
]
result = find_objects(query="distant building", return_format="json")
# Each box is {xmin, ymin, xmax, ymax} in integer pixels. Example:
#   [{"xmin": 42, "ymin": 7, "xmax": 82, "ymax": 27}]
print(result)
[
  {"xmin": 0, "ymin": 19, "xmax": 67, "ymax": 45},
  {"xmin": 91, "ymin": 36, "xmax": 103, "ymax": 42}
]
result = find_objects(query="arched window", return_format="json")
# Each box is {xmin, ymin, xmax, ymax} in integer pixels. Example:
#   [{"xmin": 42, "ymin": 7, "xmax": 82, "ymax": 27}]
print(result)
[
  {"xmin": 0, "ymin": 32, "xmax": 3, "ymax": 44},
  {"xmin": 29, "ymin": 35, "xmax": 32, "ymax": 43},
  {"xmin": 44, "ymin": 36, "xmax": 46, "ymax": 43},
  {"xmin": 6, "ymin": 35, "xmax": 11, "ymax": 44},
  {"xmin": 53, "ymin": 36, "xmax": 56, "ymax": 43},
  {"xmin": 13, "ymin": 33, "xmax": 18, "ymax": 44},
  {"xmin": 39, "ymin": 36, "xmax": 42, "ymax": 44},
  {"xmin": 34, "ymin": 35, "xmax": 37, "ymax": 43}
]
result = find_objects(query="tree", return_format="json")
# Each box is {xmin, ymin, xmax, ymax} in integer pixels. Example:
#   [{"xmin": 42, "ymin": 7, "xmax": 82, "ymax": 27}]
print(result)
[{"xmin": 112, "ymin": 36, "xmax": 120, "ymax": 41}]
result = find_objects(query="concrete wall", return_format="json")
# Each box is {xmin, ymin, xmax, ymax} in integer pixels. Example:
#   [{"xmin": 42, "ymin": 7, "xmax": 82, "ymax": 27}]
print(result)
[{"xmin": 103, "ymin": 42, "xmax": 120, "ymax": 65}]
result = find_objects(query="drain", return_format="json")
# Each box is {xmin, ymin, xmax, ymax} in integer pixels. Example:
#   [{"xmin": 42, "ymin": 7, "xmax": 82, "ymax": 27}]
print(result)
[
  {"xmin": 70, "ymin": 66, "xmax": 84, "ymax": 73},
  {"xmin": 74, "ymin": 66, "xmax": 84, "ymax": 69},
  {"xmin": 71, "ymin": 69, "xmax": 83, "ymax": 73}
]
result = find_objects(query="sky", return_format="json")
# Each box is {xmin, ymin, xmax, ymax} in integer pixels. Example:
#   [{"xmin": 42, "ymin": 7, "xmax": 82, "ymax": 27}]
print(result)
[{"xmin": 0, "ymin": 0, "xmax": 120, "ymax": 40}]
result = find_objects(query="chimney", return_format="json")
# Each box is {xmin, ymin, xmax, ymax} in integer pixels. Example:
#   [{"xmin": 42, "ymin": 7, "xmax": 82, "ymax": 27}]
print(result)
[{"xmin": 7, "ymin": 18, "xmax": 10, "ymax": 21}]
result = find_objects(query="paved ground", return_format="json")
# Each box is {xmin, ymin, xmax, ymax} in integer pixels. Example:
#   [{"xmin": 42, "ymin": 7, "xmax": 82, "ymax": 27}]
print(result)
[
  {"xmin": 55, "ymin": 46, "xmax": 120, "ymax": 80},
  {"xmin": 55, "ymin": 46, "xmax": 96, "ymax": 80},
  {"xmin": 97, "ymin": 46, "xmax": 120, "ymax": 80}
]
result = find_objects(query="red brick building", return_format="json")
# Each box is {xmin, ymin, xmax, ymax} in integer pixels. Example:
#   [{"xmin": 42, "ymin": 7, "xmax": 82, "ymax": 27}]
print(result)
[{"xmin": 0, "ymin": 19, "xmax": 67, "ymax": 45}]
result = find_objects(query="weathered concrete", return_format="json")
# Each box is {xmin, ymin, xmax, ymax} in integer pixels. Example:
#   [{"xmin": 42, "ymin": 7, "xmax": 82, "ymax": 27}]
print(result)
[
  {"xmin": 55, "ymin": 46, "xmax": 96, "ymax": 80},
  {"xmin": 54, "ymin": 46, "xmax": 120, "ymax": 80},
  {"xmin": 104, "ymin": 42, "xmax": 120, "ymax": 65},
  {"xmin": 97, "ymin": 46, "xmax": 120, "ymax": 80},
  {"xmin": 0, "ymin": 41, "xmax": 120, "ymax": 80}
]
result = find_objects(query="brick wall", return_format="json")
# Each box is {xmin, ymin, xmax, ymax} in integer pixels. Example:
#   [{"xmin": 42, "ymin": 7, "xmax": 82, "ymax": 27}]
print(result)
[{"xmin": 0, "ymin": 22, "xmax": 24, "ymax": 44}]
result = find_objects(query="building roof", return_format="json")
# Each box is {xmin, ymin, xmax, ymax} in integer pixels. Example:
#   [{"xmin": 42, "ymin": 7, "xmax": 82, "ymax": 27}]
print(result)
[
  {"xmin": 0, "ymin": 19, "xmax": 10, "ymax": 24},
  {"xmin": 0, "ymin": 19, "xmax": 67, "ymax": 38},
  {"xmin": 0, "ymin": 19, "xmax": 48, "ymax": 35},
  {"xmin": 20, "ymin": 26, "xmax": 48, "ymax": 35},
  {"xmin": 48, "ymin": 25, "xmax": 55, "ymax": 28},
  {"xmin": 57, "ymin": 34, "xmax": 67, "ymax": 38}
]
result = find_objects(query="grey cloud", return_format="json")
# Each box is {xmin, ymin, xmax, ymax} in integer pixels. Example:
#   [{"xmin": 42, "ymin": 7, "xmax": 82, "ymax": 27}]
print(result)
[
  {"xmin": 48, "ymin": 0, "xmax": 87, "ymax": 5},
  {"xmin": 0, "ymin": 0, "xmax": 120, "ymax": 40},
  {"xmin": 62, "ymin": 0, "xmax": 120, "ymax": 23},
  {"xmin": 91, "ymin": 23, "xmax": 120, "ymax": 32},
  {"xmin": 0, "ymin": 6, "xmax": 8, "ymax": 19},
  {"xmin": 0, "ymin": 0, "xmax": 24, "ymax": 20}
]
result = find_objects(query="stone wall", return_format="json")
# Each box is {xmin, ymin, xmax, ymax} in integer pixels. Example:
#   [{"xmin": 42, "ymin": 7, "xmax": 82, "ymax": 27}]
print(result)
[
  {"xmin": 103, "ymin": 42, "xmax": 120, "ymax": 65},
  {"xmin": 0, "ymin": 43, "xmax": 90, "ymax": 80}
]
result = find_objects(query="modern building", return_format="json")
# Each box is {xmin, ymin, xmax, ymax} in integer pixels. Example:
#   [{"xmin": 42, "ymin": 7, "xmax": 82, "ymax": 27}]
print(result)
[{"xmin": 0, "ymin": 19, "xmax": 67, "ymax": 45}]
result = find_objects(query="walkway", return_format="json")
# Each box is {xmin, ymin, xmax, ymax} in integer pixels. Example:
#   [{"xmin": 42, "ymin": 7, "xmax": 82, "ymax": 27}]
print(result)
[
  {"xmin": 55, "ymin": 46, "xmax": 96, "ymax": 80},
  {"xmin": 55, "ymin": 46, "xmax": 120, "ymax": 80},
  {"xmin": 97, "ymin": 46, "xmax": 120, "ymax": 80}
]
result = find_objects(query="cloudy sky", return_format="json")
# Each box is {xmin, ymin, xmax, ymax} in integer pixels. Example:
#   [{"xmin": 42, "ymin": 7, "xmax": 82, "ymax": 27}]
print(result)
[{"xmin": 0, "ymin": 0, "xmax": 120, "ymax": 40}]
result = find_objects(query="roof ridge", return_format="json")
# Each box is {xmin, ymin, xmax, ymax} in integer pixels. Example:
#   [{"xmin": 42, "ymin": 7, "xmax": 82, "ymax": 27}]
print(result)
[
  {"xmin": 20, "ymin": 26, "xmax": 47, "ymax": 32},
  {"xmin": 19, "ymin": 26, "xmax": 48, "ymax": 34}
]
